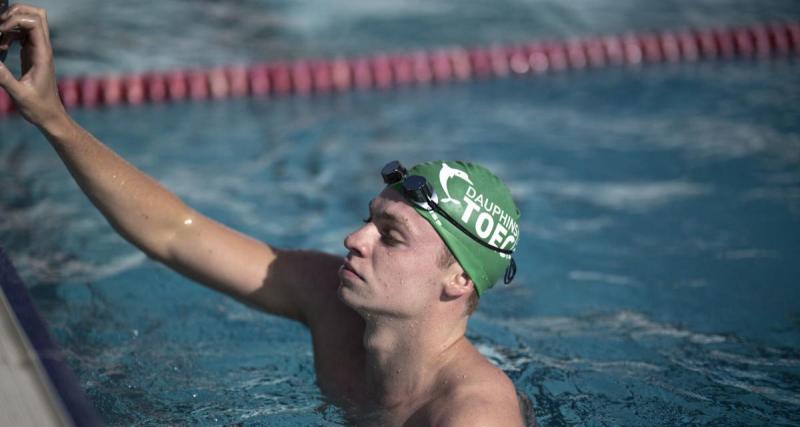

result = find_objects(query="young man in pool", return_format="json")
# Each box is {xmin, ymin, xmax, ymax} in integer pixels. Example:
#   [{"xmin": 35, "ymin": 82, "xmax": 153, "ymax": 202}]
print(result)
[{"xmin": 0, "ymin": 5, "xmax": 527, "ymax": 426}]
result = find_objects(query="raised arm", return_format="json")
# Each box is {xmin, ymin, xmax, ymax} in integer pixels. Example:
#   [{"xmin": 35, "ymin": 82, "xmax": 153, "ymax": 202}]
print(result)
[{"xmin": 0, "ymin": 5, "xmax": 342, "ymax": 323}]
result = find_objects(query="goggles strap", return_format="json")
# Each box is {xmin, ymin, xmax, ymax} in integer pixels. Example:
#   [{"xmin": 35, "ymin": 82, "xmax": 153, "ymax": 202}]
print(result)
[
  {"xmin": 426, "ymin": 197, "xmax": 514, "ymax": 256},
  {"xmin": 504, "ymin": 258, "xmax": 517, "ymax": 284}
]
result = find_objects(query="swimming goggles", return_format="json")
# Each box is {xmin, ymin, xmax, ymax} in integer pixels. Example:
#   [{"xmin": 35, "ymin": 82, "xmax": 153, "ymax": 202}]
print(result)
[{"xmin": 381, "ymin": 160, "xmax": 517, "ymax": 284}]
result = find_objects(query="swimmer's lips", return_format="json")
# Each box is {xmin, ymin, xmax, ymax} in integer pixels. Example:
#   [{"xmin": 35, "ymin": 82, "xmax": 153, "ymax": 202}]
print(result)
[{"xmin": 340, "ymin": 260, "xmax": 365, "ymax": 282}]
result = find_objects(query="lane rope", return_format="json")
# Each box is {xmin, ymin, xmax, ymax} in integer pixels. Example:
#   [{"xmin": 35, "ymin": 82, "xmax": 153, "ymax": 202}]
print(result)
[{"xmin": 1, "ymin": 23, "xmax": 798, "ymax": 116}]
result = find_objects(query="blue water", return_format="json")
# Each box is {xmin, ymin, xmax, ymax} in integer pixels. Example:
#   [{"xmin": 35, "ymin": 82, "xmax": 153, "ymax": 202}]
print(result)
[{"xmin": 1, "ymin": 0, "xmax": 800, "ymax": 425}]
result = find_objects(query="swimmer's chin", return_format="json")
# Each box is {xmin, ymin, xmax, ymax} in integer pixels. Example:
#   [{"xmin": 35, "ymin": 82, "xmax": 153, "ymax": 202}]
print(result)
[
  {"xmin": 336, "ymin": 273, "xmax": 363, "ymax": 310},
  {"xmin": 337, "ymin": 279, "xmax": 358, "ymax": 310},
  {"xmin": 336, "ymin": 266, "xmax": 350, "ymax": 292},
  {"xmin": 337, "ymin": 264, "xmax": 350, "ymax": 287}
]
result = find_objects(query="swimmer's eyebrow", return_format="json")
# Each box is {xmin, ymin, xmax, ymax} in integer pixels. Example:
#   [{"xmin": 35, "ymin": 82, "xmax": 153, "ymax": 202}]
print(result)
[{"xmin": 368, "ymin": 199, "xmax": 412, "ymax": 234}]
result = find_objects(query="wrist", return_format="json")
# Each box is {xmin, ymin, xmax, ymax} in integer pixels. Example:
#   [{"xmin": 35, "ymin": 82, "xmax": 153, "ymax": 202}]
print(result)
[{"xmin": 37, "ymin": 109, "xmax": 76, "ymax": 142}]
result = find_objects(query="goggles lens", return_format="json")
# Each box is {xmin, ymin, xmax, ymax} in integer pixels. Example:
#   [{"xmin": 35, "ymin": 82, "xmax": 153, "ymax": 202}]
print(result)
[
  {"xmin": 381, "ymin": 160, "xmax": 407, "ymax": 185},
  {"xmin": 401, "ymin": 175, "xmax": 435, "ymax": 209}
]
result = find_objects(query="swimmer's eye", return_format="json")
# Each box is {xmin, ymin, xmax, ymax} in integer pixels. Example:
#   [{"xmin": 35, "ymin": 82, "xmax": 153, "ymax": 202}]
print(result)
[{"xmin": 380, "ymin": 233, "xmax": 400, "ymax": 246}]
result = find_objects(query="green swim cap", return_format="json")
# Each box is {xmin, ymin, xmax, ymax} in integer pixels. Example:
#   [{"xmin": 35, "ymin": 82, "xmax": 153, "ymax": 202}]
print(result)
[{"xmin": 387, "ymin": 161, "xmax": 520, "ymax": 296}]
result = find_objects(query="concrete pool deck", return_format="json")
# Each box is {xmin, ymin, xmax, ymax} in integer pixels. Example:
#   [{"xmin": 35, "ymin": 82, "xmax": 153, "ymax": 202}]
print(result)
[
  {"xmin": 0, "ymin": 290, "xmax": 70, "ymax": 427},
  {"xmin": 0, "ymin": 246, "xmax": 102, "ymax": 426}
]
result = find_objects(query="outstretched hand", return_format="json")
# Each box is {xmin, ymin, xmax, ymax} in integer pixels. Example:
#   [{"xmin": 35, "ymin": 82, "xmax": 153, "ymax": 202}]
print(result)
[{"xmin": 0, "ymin": 4, "xmax": 66, "ymax": 126}]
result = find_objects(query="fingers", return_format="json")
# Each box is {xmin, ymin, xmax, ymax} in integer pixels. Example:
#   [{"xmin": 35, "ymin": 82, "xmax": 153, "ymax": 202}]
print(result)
[
  {"xmin": 0, "ymin": 27, "xmax": 22, "ymax": 50},
  {"xmin": 0, "ymin": 4, "xmax": 64, "ymax": 125},
  {"xmin": 0, "ymin": 13, "xmax": 46, "ymax": 42},
  {"xmin": 1, "ymin": 4, "xmax": 50, "ymax": 45},
  {"xmin": 1, "ymin": 4, "xmax": 50, "ymax": 40},
  {"xmin": 0, "ymin": 12, "xmax": 51, "ymax": 65},
  {"xmin": 0, "ymin": 60, "xmax": 23, "ymax": 99},
  {"xmin": 0, "ymin": 4, "xmax": 56, "ymax": 108}
]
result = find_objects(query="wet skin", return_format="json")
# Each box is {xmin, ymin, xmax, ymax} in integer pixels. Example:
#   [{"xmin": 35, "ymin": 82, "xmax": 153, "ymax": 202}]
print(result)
[
  {"xmin": 307, "ymin": 188, "xmax": 524, "ymax": 425},
  {"xmin": 0, "ymin": 5, "xmax": 526, "ymax": 426}
]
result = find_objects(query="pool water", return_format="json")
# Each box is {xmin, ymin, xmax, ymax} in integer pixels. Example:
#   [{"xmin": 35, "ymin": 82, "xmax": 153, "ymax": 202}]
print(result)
[{"xmin": 2, "ymin": 0, "xmax": 800, "ymax": 425}]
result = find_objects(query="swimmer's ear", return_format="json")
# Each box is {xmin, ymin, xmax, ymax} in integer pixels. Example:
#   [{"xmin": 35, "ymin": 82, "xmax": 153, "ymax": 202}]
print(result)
[{"xmin": 442, "ymin": 268, "xmax": 473, "ymax": 299}]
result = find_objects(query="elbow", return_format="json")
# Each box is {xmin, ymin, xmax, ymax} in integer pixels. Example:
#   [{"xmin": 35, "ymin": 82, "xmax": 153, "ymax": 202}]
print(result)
[
  {"xmin": 158, "ymin": 214, "xmax": 198, "ymax": 262},
  {"xmin": 114, "ymin": 210, "xmax": 196, "ymax": 264}
]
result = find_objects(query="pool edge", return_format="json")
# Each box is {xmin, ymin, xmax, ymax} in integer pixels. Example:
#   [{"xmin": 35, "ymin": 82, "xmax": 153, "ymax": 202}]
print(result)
[{"xmin": 0, "ymin": 245, "xmax": 103, "ymax": 427}]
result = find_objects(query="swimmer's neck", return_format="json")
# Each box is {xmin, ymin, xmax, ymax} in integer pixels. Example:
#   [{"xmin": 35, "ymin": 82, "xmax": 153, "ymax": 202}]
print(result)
[{"xmin": 360, "ymin": 312, "xmax": 469, "ymax": 407}]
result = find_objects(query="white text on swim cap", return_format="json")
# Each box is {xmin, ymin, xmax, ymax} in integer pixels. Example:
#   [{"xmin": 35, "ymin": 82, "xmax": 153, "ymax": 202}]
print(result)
[{"xmin": 461, "ymin": 186, "xmax": 519, "ymax": 256}]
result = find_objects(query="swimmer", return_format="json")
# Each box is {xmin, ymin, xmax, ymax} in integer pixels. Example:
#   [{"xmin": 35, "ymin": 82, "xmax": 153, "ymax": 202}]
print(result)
[{"xmin": 0, "ymin": 5, "xmax": 528, "ymax": 426}]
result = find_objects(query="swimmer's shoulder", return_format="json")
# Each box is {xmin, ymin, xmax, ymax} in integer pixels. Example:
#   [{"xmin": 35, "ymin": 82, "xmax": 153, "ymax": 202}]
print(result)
[{"xmin": 417, "ymin": 345, "xmax": 525, "ymax": 427}]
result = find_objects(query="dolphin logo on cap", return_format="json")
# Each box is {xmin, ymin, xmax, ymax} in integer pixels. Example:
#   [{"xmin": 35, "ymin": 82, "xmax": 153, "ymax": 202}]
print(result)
[{"xmin": 439, "ymin": 163, "xmax": 473, "ymax": 205}]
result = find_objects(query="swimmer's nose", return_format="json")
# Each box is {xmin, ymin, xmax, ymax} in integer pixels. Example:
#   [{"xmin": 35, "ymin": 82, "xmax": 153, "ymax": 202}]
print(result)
[{"xmin": 344, "ymin": 224, "xmax": 371, "ymax": 258}]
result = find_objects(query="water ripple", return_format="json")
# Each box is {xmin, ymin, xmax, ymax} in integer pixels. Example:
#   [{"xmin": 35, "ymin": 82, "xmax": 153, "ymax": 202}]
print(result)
[
  {"xmin": 511, "ymin": 180, "xmax": 713, "ymax": 213},
  {"xmin": 486, "ymin": 310, "xmax": 727, "ymax": 344}
]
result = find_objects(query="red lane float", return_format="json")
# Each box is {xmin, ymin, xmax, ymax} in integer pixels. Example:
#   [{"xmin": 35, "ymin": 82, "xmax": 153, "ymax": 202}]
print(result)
[
  {"xmin": 0, "ymin": 90, "xmax": 12, "ymax": 115},
  {"xmin": 80, "ymin": 76, "xmax": 101, "ymax": 108},
  {"xmin": 57, "ymin": 78, "xmax": 79, "ymax": 109},
  {"xmin": 583, "ymin": 38, "xmax": 607, "ymax": 68},
  {"xmin": 123, "ymin": 74, "xmax": 145, "ymax": 106},
  {"xmin": 0, "ymin": 22, "xmax": 797, "ymax": 116},
  {"xmin": 248, "ymin": 65, "xmax": 270, "ymax": 96},
  {"xmin": 311, "ymin": 61, "xmax": 333, "ymax": 94}
]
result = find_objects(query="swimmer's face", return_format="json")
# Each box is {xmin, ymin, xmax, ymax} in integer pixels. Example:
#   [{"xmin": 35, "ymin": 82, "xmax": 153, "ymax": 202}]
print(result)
[{"xmin": 338, "ymin": 187, "xmax": 459, "ymax": 317}]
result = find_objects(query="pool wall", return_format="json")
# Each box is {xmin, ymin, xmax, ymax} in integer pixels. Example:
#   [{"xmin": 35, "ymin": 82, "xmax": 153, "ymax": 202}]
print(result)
[{"xmin": 0, "ymin": 245, "xmax": 103, "ymax": 427}]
